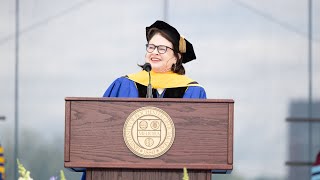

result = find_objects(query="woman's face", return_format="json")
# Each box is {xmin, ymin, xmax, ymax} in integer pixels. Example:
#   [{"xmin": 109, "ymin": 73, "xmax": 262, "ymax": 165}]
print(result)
[{"xmin": 145, "ymin": 33, "xmax": 177, "ymax": 73}]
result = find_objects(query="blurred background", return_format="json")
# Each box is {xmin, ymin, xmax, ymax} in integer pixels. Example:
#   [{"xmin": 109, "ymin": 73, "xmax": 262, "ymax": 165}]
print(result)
[{"xmin": 0, "ymin": 0, "xmax": 319, "ymax": 179}]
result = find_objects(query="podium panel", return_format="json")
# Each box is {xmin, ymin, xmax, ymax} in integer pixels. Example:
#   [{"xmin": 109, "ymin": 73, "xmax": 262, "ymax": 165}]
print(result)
[{"xmin": 64, "ymin": 98, "xmax": 234, "ymax": 180}]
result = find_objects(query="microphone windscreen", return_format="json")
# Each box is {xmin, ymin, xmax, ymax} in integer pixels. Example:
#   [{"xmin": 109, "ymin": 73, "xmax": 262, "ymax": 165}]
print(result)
[{"xmin": 143, "ymin": 63, "xmax": 152, "ymax": 72}]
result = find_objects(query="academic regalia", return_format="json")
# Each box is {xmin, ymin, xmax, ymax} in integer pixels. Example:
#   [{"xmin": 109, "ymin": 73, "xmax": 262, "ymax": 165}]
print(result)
[{"xmin": 103, "ymin": 71, "xmax": 206, "ymax": 99}]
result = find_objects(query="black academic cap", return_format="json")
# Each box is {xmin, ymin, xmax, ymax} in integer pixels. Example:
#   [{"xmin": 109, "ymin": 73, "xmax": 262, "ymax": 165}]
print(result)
[{"xmin": 146, "ymin": 20, "xmax": 196, "ymax": 63}]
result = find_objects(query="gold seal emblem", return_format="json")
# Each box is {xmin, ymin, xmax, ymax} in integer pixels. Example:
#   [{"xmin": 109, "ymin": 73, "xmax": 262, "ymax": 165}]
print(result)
[{"xmin": 123, "ymin": 106, "xmax": 175, "ymax": 158}]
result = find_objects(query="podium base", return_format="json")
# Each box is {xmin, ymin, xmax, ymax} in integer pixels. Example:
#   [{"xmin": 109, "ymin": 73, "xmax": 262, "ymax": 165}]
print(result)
[{"xmin": 86, "ymin": 168, "xmax": 211, "ymax": 180}]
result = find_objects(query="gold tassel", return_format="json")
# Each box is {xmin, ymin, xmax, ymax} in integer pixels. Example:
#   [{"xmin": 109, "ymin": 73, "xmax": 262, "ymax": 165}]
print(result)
[{"xmin": 179, "ymin": 36, "xmax": 186, "ymax": 53}]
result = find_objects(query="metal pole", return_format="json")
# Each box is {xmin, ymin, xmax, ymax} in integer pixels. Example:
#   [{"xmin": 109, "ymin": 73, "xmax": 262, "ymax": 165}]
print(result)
[
  {"xmin": 308, "ymin": 0, "xmax": 313, "ymax": 178},
  {"xmin": 14, "ymin": 0, "xmax": 20, "ymax": 179},
  {"xmin": 163, "ymin": 0, "xmax": 168, "ymax": 22}
]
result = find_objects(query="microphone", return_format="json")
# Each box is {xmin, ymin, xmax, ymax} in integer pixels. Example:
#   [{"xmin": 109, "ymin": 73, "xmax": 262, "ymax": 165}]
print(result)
[
  {"xmin": 143, "ymin": 63, "xmax": 152, "ymax": 72},
  {"xmin": 143, "ymin": 63, "xmax": 153, "ymax": 98}
]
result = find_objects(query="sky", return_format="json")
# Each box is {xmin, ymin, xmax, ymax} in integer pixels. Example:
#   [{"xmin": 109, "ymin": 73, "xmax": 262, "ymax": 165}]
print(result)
[{"xmin": 0, "ymin": 0, "xmax": 320, "ymax": 179}]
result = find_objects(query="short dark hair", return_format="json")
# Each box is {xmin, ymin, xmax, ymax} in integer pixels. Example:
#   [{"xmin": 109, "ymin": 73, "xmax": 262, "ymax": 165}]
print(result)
[{"xmin": 146, "ymin": 28, "xmax": 185, "ymax": 75}]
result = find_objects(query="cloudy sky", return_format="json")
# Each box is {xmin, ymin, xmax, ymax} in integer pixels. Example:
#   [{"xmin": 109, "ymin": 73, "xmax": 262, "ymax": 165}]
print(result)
[{"xmin": 0, "ymin": 0, "xmax": 319, "ymax": 179}]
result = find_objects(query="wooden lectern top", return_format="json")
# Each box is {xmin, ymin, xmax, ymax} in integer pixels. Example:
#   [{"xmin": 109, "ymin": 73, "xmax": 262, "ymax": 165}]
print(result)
[{"xmin": 64, "ymin": 97, "xmax": 234, "ymax": 173}]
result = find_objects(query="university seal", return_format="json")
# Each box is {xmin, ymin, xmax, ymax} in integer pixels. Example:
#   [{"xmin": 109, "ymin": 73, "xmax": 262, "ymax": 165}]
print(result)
[{"xmin": 123, "ymin": 106, "xmax": 175, "ymax": 158}]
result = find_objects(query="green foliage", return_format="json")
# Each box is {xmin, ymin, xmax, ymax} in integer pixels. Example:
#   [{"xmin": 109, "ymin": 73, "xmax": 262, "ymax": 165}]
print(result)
[
  {"xmin": 2, "ymin": 128, "xmax": 81, "ymax": 180},
  {"xmin": 182, "ymin": 167, "xmax": 189, "ymax": 180},
  {"xmin": 17, "ymin": 159, "xmax": 33, "ymax": 180},
  {"xmin": 60, "ymin": 170, "xmax": 66, "ymax": 180},
  {"xmin": 17, "ymin": 159, "xmax": 68, "ymax": 180}
]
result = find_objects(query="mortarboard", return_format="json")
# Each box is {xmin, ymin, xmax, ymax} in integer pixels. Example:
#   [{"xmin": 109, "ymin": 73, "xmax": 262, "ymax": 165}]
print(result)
[{"xmin": 146, "ymin": 20, "xmax": 196, "ymax": 63}]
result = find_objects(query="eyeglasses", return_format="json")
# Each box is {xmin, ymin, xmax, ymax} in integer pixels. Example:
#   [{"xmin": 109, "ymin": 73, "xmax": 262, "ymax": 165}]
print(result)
[{"xmin": 145, "ymin": 44, "xmax": 175, "ymax": 54}]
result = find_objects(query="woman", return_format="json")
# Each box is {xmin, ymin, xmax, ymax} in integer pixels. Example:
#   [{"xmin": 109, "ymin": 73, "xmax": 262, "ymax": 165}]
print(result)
[
  {"xmin": 103, "ymin": 20, "xmax": 206, "ymax": 98},
  {"xmin": 81, "ymin": 20, "xmax": 205, "ymax": 180}
]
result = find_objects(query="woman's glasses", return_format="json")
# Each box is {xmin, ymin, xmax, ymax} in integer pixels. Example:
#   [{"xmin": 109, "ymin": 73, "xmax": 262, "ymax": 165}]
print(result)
[{"xmin": 146, "ymin": 44, "xmax": 174, "ymax": 54}]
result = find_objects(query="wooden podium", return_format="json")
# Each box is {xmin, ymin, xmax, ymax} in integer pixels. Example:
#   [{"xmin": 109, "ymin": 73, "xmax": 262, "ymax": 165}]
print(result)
[{"xmin": 64, "ymin": 97, "xmax": 234, "ymax": 180}]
